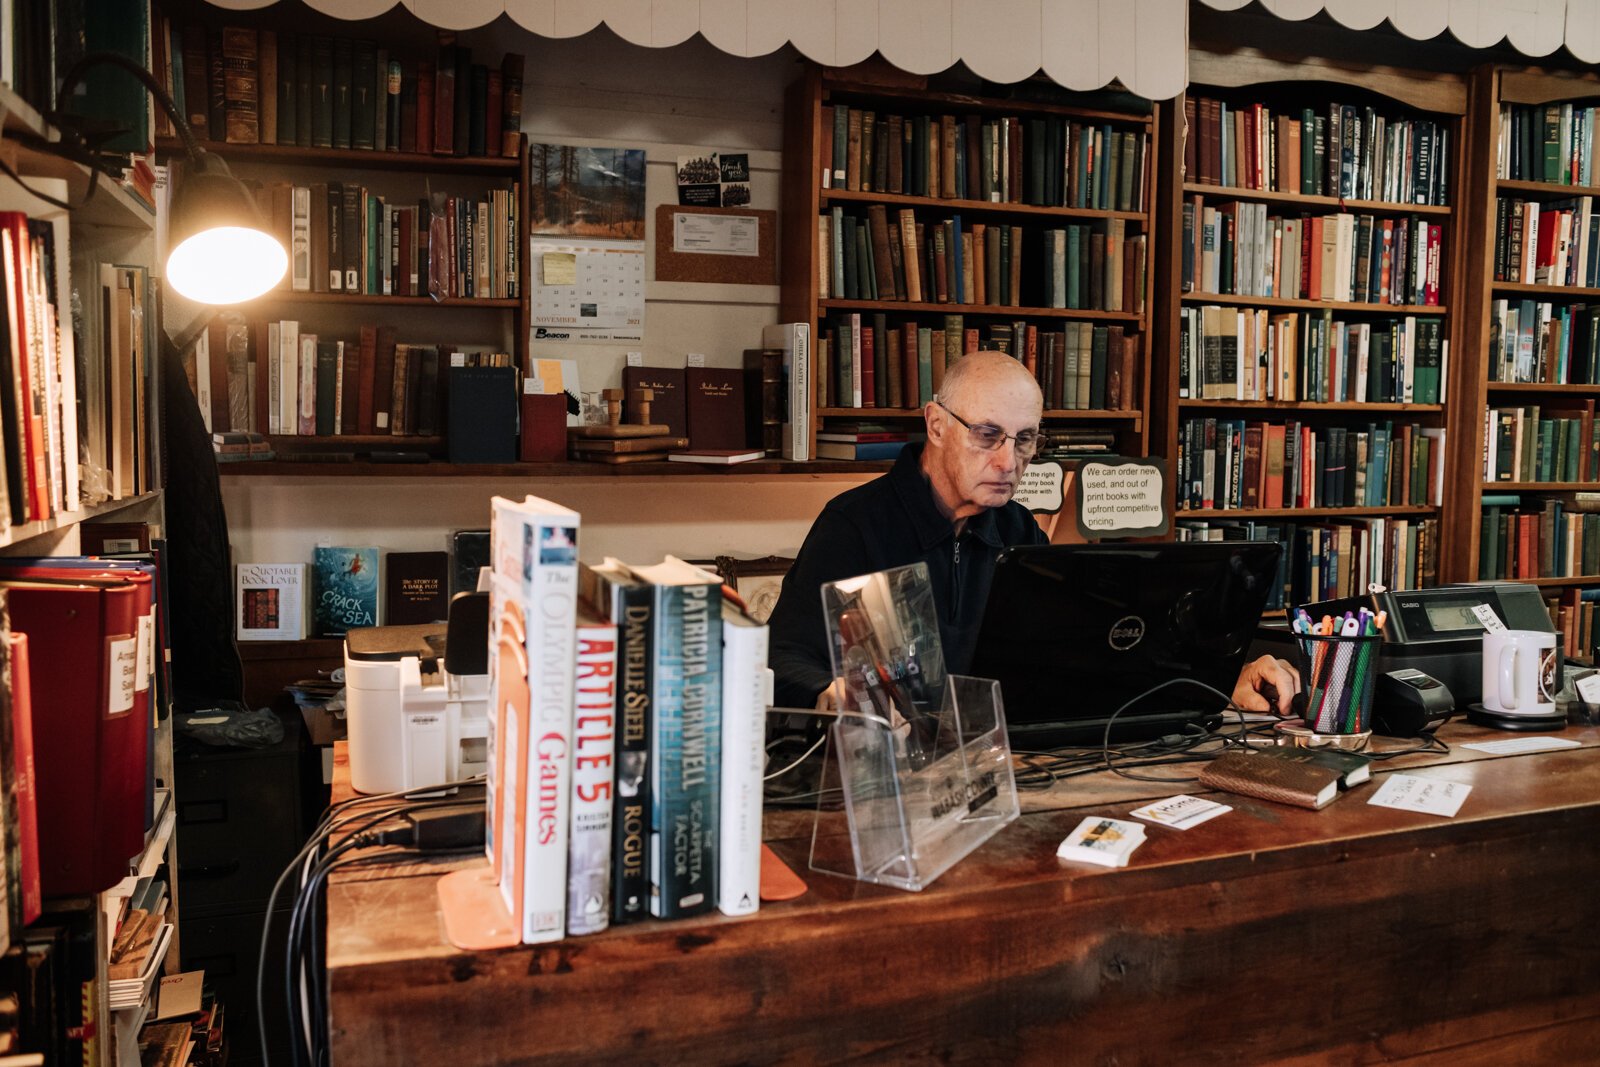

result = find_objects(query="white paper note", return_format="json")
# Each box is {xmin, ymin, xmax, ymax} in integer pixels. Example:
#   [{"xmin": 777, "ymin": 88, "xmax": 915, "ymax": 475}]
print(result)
[
  {"xmin": 1367, "ymin": 774, "xmax": 1471, "ymax": 818},
  {"xmin": 1460, "ymin": 736, "xmax": 1581, "ymax": 755}
]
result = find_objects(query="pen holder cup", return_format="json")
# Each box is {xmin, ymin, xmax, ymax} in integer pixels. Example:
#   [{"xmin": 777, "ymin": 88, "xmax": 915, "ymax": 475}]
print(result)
[{"xmin": 1293, "ymin": 633, "xmax": 1382, "ymax": 735}]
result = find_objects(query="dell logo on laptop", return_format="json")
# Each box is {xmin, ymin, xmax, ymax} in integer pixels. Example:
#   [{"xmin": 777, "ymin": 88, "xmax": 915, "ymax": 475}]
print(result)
[{"xmin": 1108, "ymin": 616, "xmax": 1145, "ymax": 651}]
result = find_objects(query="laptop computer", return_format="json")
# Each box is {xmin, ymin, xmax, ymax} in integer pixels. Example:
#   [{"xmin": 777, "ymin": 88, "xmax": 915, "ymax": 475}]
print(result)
[{"xmin": 968, "ymin": 541, "xmax": 1282, "ymax": 748}]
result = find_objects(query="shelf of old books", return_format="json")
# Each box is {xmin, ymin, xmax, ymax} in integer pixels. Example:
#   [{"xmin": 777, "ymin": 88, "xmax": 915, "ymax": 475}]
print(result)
[
  {"xmin": 780, "ymin": 61, "xmax": 1159, "ymax": 460},
  {"xmin": 214, "ymin": 459, "xmax": 895, "ymax": 478},
  {"xmin": 155, "ymin": 137, "xmax": 521, "ymax": 175}
]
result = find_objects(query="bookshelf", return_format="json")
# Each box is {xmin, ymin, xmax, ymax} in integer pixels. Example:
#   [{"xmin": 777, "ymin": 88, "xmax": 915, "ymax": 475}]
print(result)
[
  {"xmin": 779, "ymin": 64, "xmax": 1159, "ymax": 462},
  {"xmin": 0, "ymin": 79, "xmax": 177, "ymax": 1065},
  {"xmin": 1155, "ymin": 48, "xmax": 1469, "ymax": 609},
  {"xmin": 1449, "ymin": 64, "xmax": 1600, "ymax": 658}
]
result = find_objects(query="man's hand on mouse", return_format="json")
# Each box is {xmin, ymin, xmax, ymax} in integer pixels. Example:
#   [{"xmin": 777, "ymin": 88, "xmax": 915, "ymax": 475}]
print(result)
[{"xmin": 1232, "ymin": 654, "xmax": 1302, "ymax": 715}]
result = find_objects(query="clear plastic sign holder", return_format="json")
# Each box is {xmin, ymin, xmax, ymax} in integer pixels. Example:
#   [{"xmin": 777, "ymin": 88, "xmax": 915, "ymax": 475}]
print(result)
[{"xmin": 808, "ymin": 564, "xmax": 1019, "ymax": 891}]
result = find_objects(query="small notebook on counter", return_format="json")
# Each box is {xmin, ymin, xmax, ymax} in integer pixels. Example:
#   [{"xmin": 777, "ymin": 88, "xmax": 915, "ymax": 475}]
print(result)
[{"xmin": 1197, "ymin": 747, "xmax": 1368, "ymax": 810}]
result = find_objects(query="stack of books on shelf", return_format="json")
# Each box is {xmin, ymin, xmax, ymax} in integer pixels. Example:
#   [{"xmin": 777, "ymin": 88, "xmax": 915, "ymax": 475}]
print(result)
[
  {"xmin": 1492, "ymin": 195, "xmax": 1600, "ymax": 289},
  {"xmin": 818, "ymin": 316, "xmax": 1137, "ymax": 412},
  {"xmin": 1482, "ymin": 403, "xmax": 1600, "ymax": 483},
  {"xmin": 815, "ymin": 424, "xmax": 915, "ymax": 461},
  {"xmin": 1180, "ymin": 199, "xmax": 1443, "ymax": 306},
  {"xmin": 1480, "ymin": 492, "xmax": 1600, "ymax": 581},
  {"xmin": 148, "ymin": 11, "xmax": 525, "ymax": 157},
  {"xmin": 250, "ymin": 181, "xmax": 520, "ymax": 299},
  {"xmin": 820, "ymin": 206, "xmax": 1146, "ymax": 313},
  {"xmin": 1487, "ymin": 298, "xmax": 1600, "ymax": 382},
  {"xmin": 825, "ymin": 104, "xmax": 1148, "ymax": 211},
  {"xmin": 1178, "ymin": 516, "xmax": 1439, "ymax": 606},
  {"xmin": 1177, "ymin": 418, "xmax": 1445, "ymax": 509},
  {"xmin": 1178, "ymin": 307, "xmax": 1445, "ymax": 403},
  {"xmin": 212, "ymin": 431, "xmax": 274, "ymax": 463},
  {"xmin": 105, "ymin": 877, "xmax": 174, "ymax": 1010},
  {"xmin": 1184, "ymin": 95, "xmax": 1451, "ymax": 206},
  {"xmin": 1496, "ymin": 102, "xmax": 1600, "ymax": 185},
  {"xmin": 486, "ymin": 498, "xmax": 772, "ymax": 941}
]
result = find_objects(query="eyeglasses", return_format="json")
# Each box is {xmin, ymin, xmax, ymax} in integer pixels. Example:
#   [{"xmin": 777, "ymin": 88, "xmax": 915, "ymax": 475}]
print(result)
[{"xmin": 935, "ymin": 401, "xmax": 1048, "ymax": 458}]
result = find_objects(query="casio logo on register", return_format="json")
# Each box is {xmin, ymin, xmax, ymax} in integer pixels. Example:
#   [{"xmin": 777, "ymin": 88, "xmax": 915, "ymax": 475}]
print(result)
[{"xmin": 1107, "ymin": 616, "xmax": 1145, "ymax": 651}]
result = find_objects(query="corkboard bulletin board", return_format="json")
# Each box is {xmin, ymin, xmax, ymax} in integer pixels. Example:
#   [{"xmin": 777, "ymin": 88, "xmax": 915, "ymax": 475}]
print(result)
[{"xmin": 653, "ymin": 204, "xmax": 777, "ymax": 285}]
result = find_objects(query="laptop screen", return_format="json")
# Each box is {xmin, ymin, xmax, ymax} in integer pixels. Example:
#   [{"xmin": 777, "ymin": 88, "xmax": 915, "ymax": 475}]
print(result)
[{"xmin": 968, "ymin": 541, "xmax": 1282, "ymax": 746}]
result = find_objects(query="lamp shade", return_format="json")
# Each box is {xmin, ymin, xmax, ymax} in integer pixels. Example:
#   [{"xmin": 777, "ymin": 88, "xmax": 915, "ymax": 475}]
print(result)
[{"xmin": 166, "ymin": 151, "xmax": 288, "ymax": 304}]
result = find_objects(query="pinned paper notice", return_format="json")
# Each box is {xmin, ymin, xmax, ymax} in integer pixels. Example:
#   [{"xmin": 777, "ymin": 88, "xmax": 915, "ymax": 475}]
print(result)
[
  {"xmin": 541, "ymin": 252, "xmax": 577, "ymax": 286},
  {"xmin": 1472, "ymin": 603, "xmax": 1507, "ymax": 633},
  {"xmin": 1367, "ymin": 774, "xmax": 1471, "ymax": 817}
]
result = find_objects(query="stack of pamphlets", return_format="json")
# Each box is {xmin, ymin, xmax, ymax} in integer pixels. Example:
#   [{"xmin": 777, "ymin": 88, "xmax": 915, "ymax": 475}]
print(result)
[{"xmin": 1056, "ymin": 816, "xmax": 1146, "ymax": 868}]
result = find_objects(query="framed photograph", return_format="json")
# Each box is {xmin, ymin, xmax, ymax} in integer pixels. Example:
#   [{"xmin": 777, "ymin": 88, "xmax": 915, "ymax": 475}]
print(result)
[{"xmin": 689, "ymin": 555, "xmax": 794, "ymax": 624}]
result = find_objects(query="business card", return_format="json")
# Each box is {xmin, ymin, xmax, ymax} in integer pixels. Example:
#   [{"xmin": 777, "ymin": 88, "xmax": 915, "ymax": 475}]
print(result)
[
  {"xmin": 1367, "ymin": 774, "xmax": 1471, "ymax": 818},
  {"xmin": 1129, "ymin": 794, "xmax": 1232, "ymax": 830}
]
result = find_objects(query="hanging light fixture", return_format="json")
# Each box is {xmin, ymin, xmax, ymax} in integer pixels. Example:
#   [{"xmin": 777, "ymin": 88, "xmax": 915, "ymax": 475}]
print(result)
[{"xmin": 57, "ymin": 51, "xmax": 287, "ymax": 304}]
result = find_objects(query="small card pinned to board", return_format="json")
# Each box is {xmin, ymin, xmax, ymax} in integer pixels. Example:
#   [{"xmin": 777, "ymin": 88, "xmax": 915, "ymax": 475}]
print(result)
[{"xmin": 156, "ymin": 970, "xmax": 205, "ymax": 1019}]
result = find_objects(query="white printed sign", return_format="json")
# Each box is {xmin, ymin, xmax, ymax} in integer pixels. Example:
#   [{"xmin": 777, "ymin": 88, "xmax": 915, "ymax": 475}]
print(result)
[
  {"xmin": 1077, "ymin": 457, "xmax": 1169, "ymax": 538},
  {"xmin": 108, "ymin": 637, "xmax": 138, "ymax": 715},
  {"xmin": 1014, "ymin": 462, "xmax": 1065, "ymax": 514},
  {"xmin": 1367, "ymin": 774, "xmax": 1472, "ymax": 818}
]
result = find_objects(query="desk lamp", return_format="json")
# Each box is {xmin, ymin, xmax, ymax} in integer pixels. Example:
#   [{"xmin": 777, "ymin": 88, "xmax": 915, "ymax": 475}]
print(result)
[{"xmin": 54, "ymin": 50, "xmax": 288, "ymax": 304}]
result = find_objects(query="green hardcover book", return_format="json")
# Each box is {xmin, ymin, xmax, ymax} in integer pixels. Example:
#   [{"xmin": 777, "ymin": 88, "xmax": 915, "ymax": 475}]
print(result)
[
  {"xmin": 917, "ymin": 327, "xmax": 934, "ymax": 405},
  {"xmin": 1066, "ymin": 225, "xmax": 1083, "ymax": 309},
  {"xmin": 1565, "ymin": 417, "xmax": 1582, "ymax": 482},
  {"xmin": 276, "ymin": 32, "xmax": 297, "ymax": 146},
  {"xmin": 856, "ymin": 222, "xmax": 876, "ymax": 301},
  {"xmin": 1117, "ymin": 130, "xmax": 1136, "ymax": 213},
  {"xmin": 836, "ymin": 316, "xmax": 853, "ymax": 407},
  {"xmin": 873, "ymin": 312, "xmax": 889, "ymax": 407},
  {"xmin": 1090, "ymin": 326, "xmax": 1109, "ymax": 409},
  {"xmin": 311, "ymin": 35, "xmax": 334, "ymax": 148},
  {"xmin": 367, "ymin": 193, "xmax": 381, "ymax": 294},
  {"xmin": 1480, "ymin": 507, "xmax": 1499, "ymax": 580},
  {"xmin": 331, "ymin": 36, "xmax": 352, "ymax": 149},
  {"xmin": 943, "ymin": 314, "xmax": 964, "ymax": 373},
  {"xmin": 1544, "ymin": 105, "xmax": 1562, "ymax": 184},
  {"xmin": 1536, "ymin": 420, "xmax": 1555, "ymax": 482},
  {"xmin": 315, "ymin": 340, "xmax": 338, "ymax": 435},
  {"xmin": 1026, "ymin": 117, "xmax": 1046, "ymax": 205},
  {"xmin": 1062, "ymin": 322, "xmax": 1081, "ymax": 409},
  {"xmin": 841, "ymin": 215, "xmax": 859, "ymax": 300},
  {"xmin": 1096, "ymin": 124, "xmax": 1113, "ymax": 210},
  {"xmin": 350, "ymin": 39, "xmax": 376, "ymax": 150},
  {"xmin": 832, "ymin": 105, "xmax": 848, "ymax": 186},
  {"xmin": 830, "ymin": 207, "xmax": 845, "ymax": 300}
]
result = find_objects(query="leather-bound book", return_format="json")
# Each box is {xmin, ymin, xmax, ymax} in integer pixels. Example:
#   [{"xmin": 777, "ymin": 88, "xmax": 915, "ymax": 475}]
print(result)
[
  {"xmin": 623, "ymin": 366, "xmax": 687, "ymax": 439},
  {"xmin": 1197, "ymin": 750, "xmax": 1341, "ymax": 810},
  {"xmin": 684, "ymin": 367, "xmax": 746, "ymax": 451}
]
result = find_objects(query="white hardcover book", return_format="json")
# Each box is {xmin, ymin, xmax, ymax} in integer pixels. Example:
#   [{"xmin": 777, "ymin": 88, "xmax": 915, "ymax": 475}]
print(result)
[
  {"xmin": 266, "ymin": 322, "xmax": 281, "ymax": 435},
  {"xmin": 567, "ymin": 609, "xmax": 617, "ymax": 936},
  {"xmin": 763, "ymin": 322, "xmax": 811, "ymax": 462},
  {"xmin": 235, "ymin": 563, "xmax": 306, "ymax": 640},
  {"xmin": 290, "ymin": 185, "xmax": 312, "ymax": 292},
  {"xmin": 849, "ymin": 312, "xmax": 863, "ymax": 408},
  {"xmin": 514, "ymin": 496, "xmax": 581, "ymax": 943},
  {"xmin": 1402, "ymin": 316, "xmax": 1417, "ymax": 403},
  {"xmin": 279, "ymin": 321, "xmax": 299, "ymax": 436},
  {"xmin": 194, "ymin": 328, "xmax": 213, "ymax": 434},
  {"xmin": 718, "ymin": 601, "xmax": 768, "ymax": 917},
  {"xmin": 297, "ymin": 335, "xmax": 317, "ymax": 436}
]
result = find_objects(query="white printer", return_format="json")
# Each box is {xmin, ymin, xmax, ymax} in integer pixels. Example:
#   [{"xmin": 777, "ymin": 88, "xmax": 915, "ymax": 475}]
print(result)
[{"xmin": 343, "ymin": 593, "xmax": 489, "ymax": 794}]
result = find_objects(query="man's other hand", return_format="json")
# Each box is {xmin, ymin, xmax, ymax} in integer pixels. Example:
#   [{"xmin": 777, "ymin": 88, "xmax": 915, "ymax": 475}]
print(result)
[{"xmin": 1233, "ymin": 654, "xmax": 1301, "ymax": 716}]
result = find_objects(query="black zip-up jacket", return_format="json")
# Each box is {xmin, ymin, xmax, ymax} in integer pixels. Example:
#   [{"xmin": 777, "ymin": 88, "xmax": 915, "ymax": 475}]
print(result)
[{"xmin": 768, "ymin": 442, "xmax": 1047, "ymax": 709}]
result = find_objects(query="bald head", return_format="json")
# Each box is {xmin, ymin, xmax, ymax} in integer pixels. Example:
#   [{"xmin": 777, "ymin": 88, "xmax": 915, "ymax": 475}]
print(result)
[{"xmin": 936, "ymin": 350, "xmax": 1043, "ymax": 412}]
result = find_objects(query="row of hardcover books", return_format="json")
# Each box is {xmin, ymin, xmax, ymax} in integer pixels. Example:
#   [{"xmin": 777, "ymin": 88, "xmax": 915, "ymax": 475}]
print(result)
[
  {"xmin": 1177, "ymin": 516, "xmax": 1441, "ymax": 606},
  {"xmin": 1178, "ymin": 306, "xmax": 1447, "ymax": 404},
  {"xmin": 822, "ymin": 206, "xmax": 1146, "ymax": 313},
  {"xmin": 824, "ymin": 105, "xmax": 1149, "ymax": 212},
  {"xmin": 1181, "ymin": 198, "xmax": 1444, "ymax": 306},
  {"xmin": 0, "ymin": 216, "xmax": 153, "ymax": 528},
  {"xmin": 1480, "ymin": 494, "xmax": 1600, "ymax": 581},
  {"xmin": 1482, "ymin": 403, "xmax": 1600, "ymax": 484},
  {"xmin": 1490, "ymin": 299, "xmax": 1600, "ymax": 385},
  {"xmin": 1548, "ymin": 589, "xmax": 1600, "ymax": 660},
  {"xmin": 1492, "ymin": 196, "xmax": 1600, "ymax": 289},
  {"xmin": 817, "ymin": 315, "xmax": 1138, "ymax": 413},
  {"xmin": 1183, "ymin": 95, "xmax": 1451, "ymax": 206},
  {"xmin": 1496, "ymin": 103, "xmax": 1600, "ymax": 187},
  {"xmin": 1177, "ymin": 418, "xmax": 1446, "ymax": 511},
  {"xmin": 486, "ymin": 497, "xmax": 768, "ymax": 941},
  {"xmin": 149, "ymin": 8, "xmax": 525, "ymax": 157},
  {"xmin": 248, "ymin": 180, "xmax": 521, "ymax": 299}
]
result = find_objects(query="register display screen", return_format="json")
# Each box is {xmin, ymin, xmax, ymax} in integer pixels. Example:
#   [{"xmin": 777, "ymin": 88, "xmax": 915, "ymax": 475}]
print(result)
[{"xmin": 1424, "ymin": 602, "xmax": 1487, "ymax": 632}]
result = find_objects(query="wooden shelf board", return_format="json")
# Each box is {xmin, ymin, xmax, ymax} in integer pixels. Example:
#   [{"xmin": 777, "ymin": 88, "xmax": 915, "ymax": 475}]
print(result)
[
  {"xmin": 1176, "ymin": 505, "xmax": 1438, "ymax": 519},
  {"xmin": 0, "ymin": 492, "xmax": 161, "ymax": 552},
  {"xmin": 155, "ymin": 137, "xmax": 520, "ymax": 174},
  {"xmin": 1516, "ymin": 575, "xmax": 1600, "ymax": 587},
  {"xmin": 0, "ymin": 86, "xmax": 156, "ymax": 230},
  {"xmin": 821, "ymin": 188, "xmax": 1146, "ymax": 220},
  {"xmin": 241, "ymin": 291, "xmax": 519, "ymax": 308},
  {"xmin": 821, "ymin": 80, "xmax": 1153, "ymax": 126},
  {"xmin": 1483, "ymin": 482, "xmax": 1600, "ymax": 491},
  {"xmin": 1180, "ymin": 182, "xmax": 1451, "ymax": 216},
  {"xmin": 817, "ymin": 407, "xmax": 1140, "ymax": 421},
  {"xmin": 1178, "ymin": 399, "xmax": 1443, "ymax": 413},
  {"xmin": 1496, "ymin": 178, "xmax": 1600, "ymax": 198},
  {"xmin": 819, "ymin": 298, "xmax": 1141, "ymax": 320},
  {"xmin": 1490, "ymin": 281, "xmax": 1600, "ymax": 299},
  {"xmin": 1181, "ymin": 292, "xmax": 1446, "ymax": 314},
  {"xmin": 1486, "ymin": 382, "xmax": 1600, "ymax": 393},
  {"xmin": 216, "ymin": 460, "xmax": 891, "ymax": 478},
  {"xmin": 267, "ymin": 435, "xmax": 444, "ymax": 447}
]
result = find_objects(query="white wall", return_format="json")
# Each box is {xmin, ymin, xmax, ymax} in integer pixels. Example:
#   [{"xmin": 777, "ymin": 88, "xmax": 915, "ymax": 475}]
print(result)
[{"xmin": 221, "ymin": 24, "xmax": 872, "ymax": 566}]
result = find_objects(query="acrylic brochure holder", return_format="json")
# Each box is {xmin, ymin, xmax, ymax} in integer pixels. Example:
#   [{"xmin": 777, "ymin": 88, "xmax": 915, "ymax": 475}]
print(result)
[{"xmin": 809, "ymin": 564, "xmax": 1019, "ymax": 892}]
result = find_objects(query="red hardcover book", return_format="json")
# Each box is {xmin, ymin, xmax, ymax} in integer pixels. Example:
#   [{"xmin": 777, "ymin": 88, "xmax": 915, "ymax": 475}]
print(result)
[
  {"xmin": 859, "ymin": 328, "xmax": 876, "ymax": 409},
  {"xmin": 396, "ymin": 206, "xmax": 413, "ymax": 297},
  {"xmin": 902, "ymin": 322, "xmax": 919, "ymax": 407},
  {"xmin": 6, "ymin": 632, "xmax": 40, "ymax": 924},
  {"xmin": 3, "ymin": 571, "xmax": 151, "ymax": 896},
  {"xmin": 500, "ymin": 53, "xmax": 524, "ymax": 157},
  {"xmin": 0, "ymin": 216, "xmax": 46, "ymax": 520},
  {"xmin": 432, "ymin": 43, "xmax": 455, "ymax": 155},
  {"xmin": 1023, "ymin": 325, "xmax": 1038, "ymax": 377},
  {"xmin": 355, "ymin": 324, "xmax": 377, "ymax": 434},
  {"xmin": 415, "ymin": 60, "xmax": 435, "ymax": 154},
  {"xmin": 684, "ymin": 368, "xmax": 746, "ymax": 451},
  {"xmin": 519, "ymin": 390, "xmax": 565, "ymax": 461},
  {"xmin": 371, "ymin": 325, "xmax": 397, "ymax": 432},
  {"xmin": 485, "ymin": 70, "xmax": 503, "ymax": 156}
]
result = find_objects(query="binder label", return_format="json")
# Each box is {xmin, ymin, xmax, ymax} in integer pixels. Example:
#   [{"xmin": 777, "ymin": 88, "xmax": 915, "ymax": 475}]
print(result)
[
  {"xmin": 108, "ymin": 636, "xmax": 137, "ymax": 715},
  {"xmin": 136, "ymin": 614, "xmax": 154, "ymax": 693}
]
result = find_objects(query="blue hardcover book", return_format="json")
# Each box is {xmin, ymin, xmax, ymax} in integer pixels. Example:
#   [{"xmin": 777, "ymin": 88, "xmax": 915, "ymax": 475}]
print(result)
[
  {"xmin": 950, "ymin": 215, "xmax": 964, "ymax": 305},
  {"xmin": 312, "ymin": 546, "xmax": 379, "ymax": 635},
  {"xmin": 632, "ymin": 559, "xmax": 721, "ymax": 920}
]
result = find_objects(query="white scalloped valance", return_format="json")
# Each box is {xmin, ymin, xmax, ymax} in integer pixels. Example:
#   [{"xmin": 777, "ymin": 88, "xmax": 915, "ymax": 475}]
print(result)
[
  {"xmin": 200, "ymin": 0, "xmax": 1191, "ymax": 101},
  {"xmin": 1197, "ymin": 0, "xmax": 1600, "ymax": 64}
]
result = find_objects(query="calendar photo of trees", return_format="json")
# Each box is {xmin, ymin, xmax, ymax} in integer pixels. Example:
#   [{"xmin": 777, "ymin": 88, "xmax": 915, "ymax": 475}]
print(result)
[{"xmin": 530, "ymin": 144, "xmax": 648, "ymax": 239}]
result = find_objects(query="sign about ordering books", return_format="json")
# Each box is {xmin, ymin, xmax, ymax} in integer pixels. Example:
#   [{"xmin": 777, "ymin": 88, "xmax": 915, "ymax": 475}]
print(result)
[{"xmin": 1076, "ymin": 457, "xmax": 1168, "ymax": 538}]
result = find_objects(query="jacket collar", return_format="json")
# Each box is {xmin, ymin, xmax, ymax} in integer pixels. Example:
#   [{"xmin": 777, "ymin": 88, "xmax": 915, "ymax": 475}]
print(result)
[{"xmin": 890, "ymin": 442, "xmax": 1004, "ymax": 552}]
